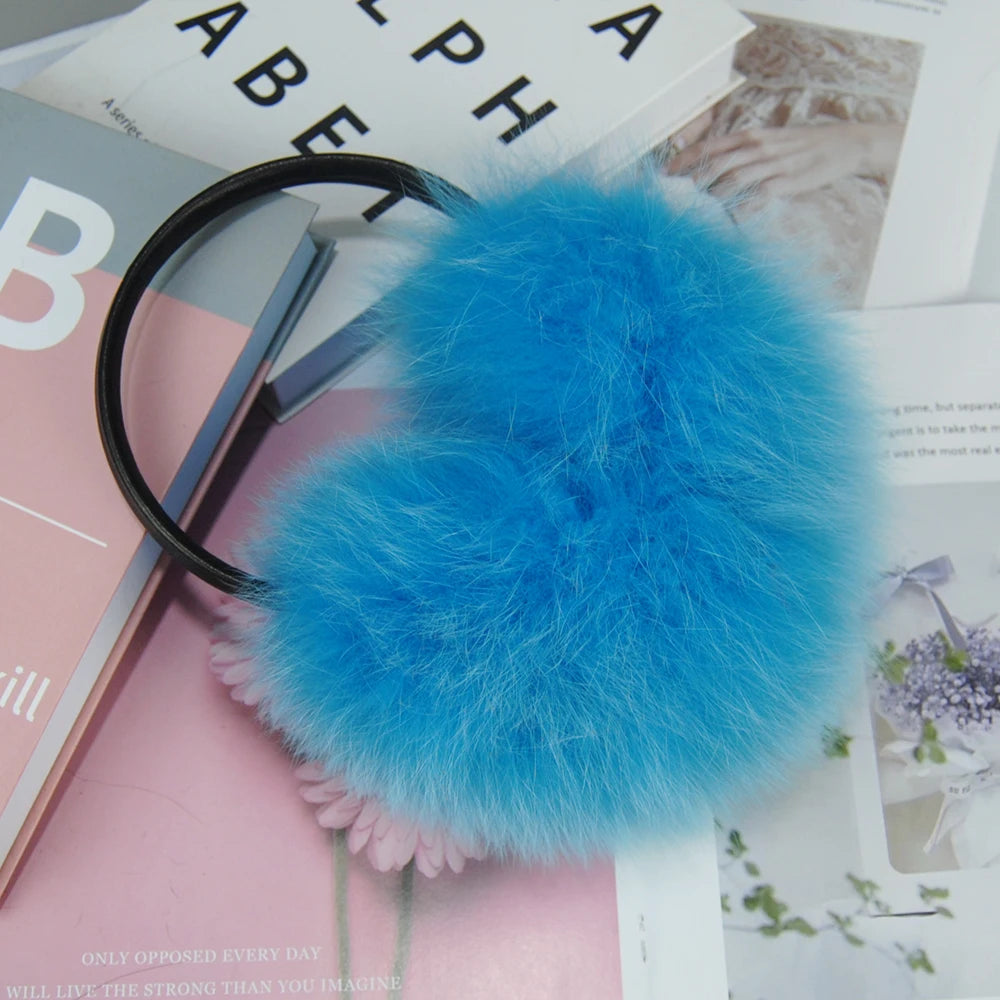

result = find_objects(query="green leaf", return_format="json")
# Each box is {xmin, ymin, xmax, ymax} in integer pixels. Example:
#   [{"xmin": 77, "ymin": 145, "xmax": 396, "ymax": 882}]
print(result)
[
  {"xmin": 822, "ymin": 726, "xmax": 853, "ymax": 759},
  {"xmin": 759, "ymin": 889, "xmax": 787, "ymax": 924},
  {"xmin": 829, "ymin": 909, "xmax": 865, "ymax": 945},
  {"xmin": 721, "ymin": 894, "xmax": 731, "ymax": 913},
  {"xmin": 782, "ymin": 917, "xmax": 817, "ymax": 937},
  {"xmin": 913, "ymin": 745, "xmax": 926, "ymax": 763},
  {"xmin": 874, "ymin": 641, "xmax": 911, "ymax": 684},
  {"xmin": 918, "ymin": 885, "xmax": 950, "ymax": 902},
  {"xmin": 922, "ymin": 721, "xmax": 939, "ymax": 742},
  {"xmin": 929, "ymin": 744, "xmax": 947, "ymax": 765},
  {"xmin": 846, "ymin": 874, "xmax": 880, "ymax": 902},
  {"xmin": 905, "ymin": 948, "xmax": 935, "ymax": 974},
  {"xmin": 727, "ymin": 829, "xmax": 748, "ymax": 858},
  {"xmin": 744, "ymin": 861, "xmax": 761, "ymax": 877},
  {"xmin": 943, "ymin": 645, "xmax": 968, "ymax": 674},
  {"xmin": 888, "ymin": 656, "xmax": 909, "ymax": 684},
  {"xmin": 743, "ymin": 885, "xmax": 790, "ymax": 928}
]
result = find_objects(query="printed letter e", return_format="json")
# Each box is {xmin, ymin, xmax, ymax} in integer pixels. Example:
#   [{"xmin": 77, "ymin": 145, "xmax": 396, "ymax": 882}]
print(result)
[{"xmin": 0, "ymin": 178, "xmax": 115, "ymax": 350}]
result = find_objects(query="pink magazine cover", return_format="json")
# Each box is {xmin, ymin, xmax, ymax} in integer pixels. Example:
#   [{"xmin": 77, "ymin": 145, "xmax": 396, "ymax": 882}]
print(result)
[
  {"xmin": 0, "ymin": 386, "xmax": 623, "ymax": 998},
  {"xmin": 0, "ymin": 269, "xmax": 253, "ymax": 885},
  {"xmin": 0, "ymin": 90, "xmax": 317, "ymax": 895},
  {"xmin": 0, "ymin": 358, "xmax": 271, "ymax": 902}
]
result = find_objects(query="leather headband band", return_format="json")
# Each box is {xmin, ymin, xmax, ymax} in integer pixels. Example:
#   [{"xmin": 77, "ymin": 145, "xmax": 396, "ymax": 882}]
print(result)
[{"xmin": 95, "ymin": 153, "xmax": 473, "ymax": 599}]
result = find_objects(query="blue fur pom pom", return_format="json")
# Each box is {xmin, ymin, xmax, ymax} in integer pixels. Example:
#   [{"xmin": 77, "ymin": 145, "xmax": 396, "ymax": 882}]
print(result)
[{"xmin": 240, "ymin": 173, "xmax": 878, "ymax": 862}]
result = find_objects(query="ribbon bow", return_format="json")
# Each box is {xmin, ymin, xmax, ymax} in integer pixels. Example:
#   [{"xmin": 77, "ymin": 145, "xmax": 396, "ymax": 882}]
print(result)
[
  {"xmin": 875, "ymin": 556, "xmax": 1000, "ymax": 866},
  {"xmin": 924, "ymin": 766, "xmax": 1000, "ymax": 864},
  {"xmin": 873, "ymin": 555, "xmax": 966, "ymax": 651},
  {"xmin": 882, "ymin": 736, "xmax": 1000, "ymax": 867}
]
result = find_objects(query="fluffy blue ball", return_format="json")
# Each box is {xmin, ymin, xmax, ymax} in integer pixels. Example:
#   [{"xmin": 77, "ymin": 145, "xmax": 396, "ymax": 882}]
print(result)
[{"xmin": 241, "ymin": 173, "xmax": 877, "ymax": 862}]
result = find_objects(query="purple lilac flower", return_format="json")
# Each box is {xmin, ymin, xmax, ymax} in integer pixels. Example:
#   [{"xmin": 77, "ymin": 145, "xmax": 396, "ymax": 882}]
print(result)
[{"xmin": 874, "ymin": 627, "xmax": 1000, "ymax": 737}]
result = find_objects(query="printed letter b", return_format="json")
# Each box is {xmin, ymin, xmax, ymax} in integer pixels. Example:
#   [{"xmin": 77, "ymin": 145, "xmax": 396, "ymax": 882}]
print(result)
[{"xmin": 0, "ymin": 177, "xmax": 115, "ymax": 350}]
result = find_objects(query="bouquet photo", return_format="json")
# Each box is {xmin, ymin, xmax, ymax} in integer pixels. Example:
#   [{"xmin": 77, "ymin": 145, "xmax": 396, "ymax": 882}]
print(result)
[{"xmin": 871, "ymin": 557, "xmax": 1000, "ymax": 870}]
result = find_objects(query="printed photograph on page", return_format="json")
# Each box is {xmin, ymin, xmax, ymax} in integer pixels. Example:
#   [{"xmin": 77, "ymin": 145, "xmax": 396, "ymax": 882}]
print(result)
[
  {"xmin": 712, "ymin": 734, "xmax": 958, "ymax": 999},
  {"xmin": 713, "ymin": 494, "xmax": 1000, "ymax": 999},
  {"xmin": 653, "ymin": 12, "xmax": 922, "ymax": 307},
  {"xmin": 835, "ymin": 479, "xmax": 1000, "ymax": 1000},
  {"xmin": 716, "ymin": 301, "xmax": 1000, "ymax": 1000},
  {"xmin": 867, "ymin": 484, "xmax": 1000, "ymax": 877}
]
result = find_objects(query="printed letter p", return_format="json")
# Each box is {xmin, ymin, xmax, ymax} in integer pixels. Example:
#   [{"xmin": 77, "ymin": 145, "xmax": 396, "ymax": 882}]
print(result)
[{"xmin": 0, "ymin": 177, "xmax": 115, "ymax": 350}]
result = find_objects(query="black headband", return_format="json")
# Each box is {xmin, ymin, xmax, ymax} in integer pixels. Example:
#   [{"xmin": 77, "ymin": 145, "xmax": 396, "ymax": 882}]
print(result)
[{"xmin": 95, "ymin": 153, "xmax": 473, "ymax": 600}]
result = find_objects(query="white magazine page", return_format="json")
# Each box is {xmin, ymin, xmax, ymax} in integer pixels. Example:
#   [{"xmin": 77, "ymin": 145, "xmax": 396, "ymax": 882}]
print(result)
[
  {"xmin": 865, "ymin": 303, "xmax": 1000, "ymax": 488},
  {"xmin": 712, "ymin": 304, "xmax": 1000, "ymax": 999},
  {"xmin": 616, "ymin": 826, "xmax": 729, "ymax": 1000},
  {"xmin": 654, "ymin": 2, "xmax": 1000, "ymax": 988},
  {"xmin": 659, "ymin": 0, "xmax": 1000, "ymax": 310},
  {"xmin": 331, "ymin": 6, "xmax": 1000, "ymax": 996},
  {"xmin": 967, "ymin": 131, "xmax": 1000, "ymax": 301},
  {"xmin": 18, "ymin": 0, "xmax": 750, "ymax": 384},
  {"xmin": 850, "ymin": 303, "xmax": 1000, "ymax": 1000}
]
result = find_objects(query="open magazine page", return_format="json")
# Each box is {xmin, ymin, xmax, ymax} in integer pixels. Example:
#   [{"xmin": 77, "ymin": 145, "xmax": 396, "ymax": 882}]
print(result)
[
  {"xmin": 642, "ymin": 1, "xmax": 1000, "ymax": 997},
  {"xmin": 18, "ymin": 0, "xmax": 751, "ymax": 414},
  {"xmin": 717, "ymin": 304, "xmax": 1000, "ymax": 1000},
  {"xmin": 656, "ymin": 0, "xmax": 1000, "ymax": 309},
  {"xmin": 541, "ymin": 3, "xmax": 1000, "ymax": 994},
  {"xmin": 850, "ymin": 303, "xmax": 1000, "ymax": 999},
  {"xmin": 968, "ymin": 131, "xmax": 1000, "ymax": 301},
  {"xmin": 615, "ymin": 831, "xmax": 728, "ymax": 999},
  {"xmin": 0, "ymin": 391, "xmax": 627, "ymax": 999}
]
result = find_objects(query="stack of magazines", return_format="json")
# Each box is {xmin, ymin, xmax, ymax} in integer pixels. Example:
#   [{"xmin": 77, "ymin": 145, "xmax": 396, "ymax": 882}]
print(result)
[{"xmin": 2, "ymin": 1, "xmax": 1000, "ymax": 998}]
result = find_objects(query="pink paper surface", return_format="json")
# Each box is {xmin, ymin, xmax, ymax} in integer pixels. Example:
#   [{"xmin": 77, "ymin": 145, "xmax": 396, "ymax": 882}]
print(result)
[
  {"xmin": 0, "ymin": 264, "xmax": 249, "ymax": 816},
  {"xmin": 0, "ymin": 388, "xmax": 623, "ymax": 999}
]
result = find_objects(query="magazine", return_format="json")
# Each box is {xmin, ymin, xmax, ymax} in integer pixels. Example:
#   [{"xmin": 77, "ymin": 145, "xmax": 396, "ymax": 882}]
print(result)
[
  {"xmin": 968, "ymin": 129, "xmax": 1000, "ymax": 301},
  {"xmin": 3, "ymin": 3, "xmax": 998, "ymax": 997},
  {"xmin": 716, "ymin": 303, "xmax": 1000, "ymax": 1000},
  {"xmin": 616, "ymin": 831, "xmax": 729, "ymax": 998},
  {"xmin": 0, "ymin": 89, "xmax": 318, "ymax": 899},
  {"xmin": 851, "ymin": 303, "xmax": 1000, "ymax": 998},
  {"xmin": 19, "ymin": 0, "xmax": 752, "ymax": 419},
  {"xmin": 658, "ymin": 0, "xmax": 1000, "ymax": 310},
  {"xmin": 644, "ymin": 1, "xmax": 1000, "ymax": 996},
  {"xmin": 0, "ymin": 389, "xmax": 631, "ymax": 1000}
]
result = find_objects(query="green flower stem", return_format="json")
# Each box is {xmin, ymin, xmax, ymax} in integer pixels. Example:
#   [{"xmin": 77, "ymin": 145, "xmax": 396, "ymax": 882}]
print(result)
[
  {"xmin": 333, "ymin": 829, "xmax": 352, "ymax": 983},
  {"xmin": 388, "ymin": 862, "xmax": 415, "ymax": 1000}
]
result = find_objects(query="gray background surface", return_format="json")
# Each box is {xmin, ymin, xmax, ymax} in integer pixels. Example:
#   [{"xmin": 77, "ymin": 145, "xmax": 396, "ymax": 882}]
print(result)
[{"xmin": 0, "ymin": 0, "xmax": 142, "ymax": 48}]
